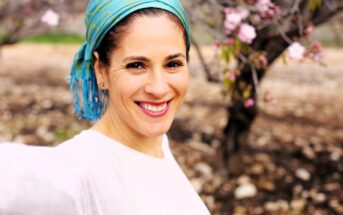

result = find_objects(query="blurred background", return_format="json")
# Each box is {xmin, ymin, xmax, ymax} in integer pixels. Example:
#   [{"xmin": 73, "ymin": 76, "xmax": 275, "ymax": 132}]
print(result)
[{"xmin": 0, "ymin": 0, "xmax": 342, "ymax": 215}]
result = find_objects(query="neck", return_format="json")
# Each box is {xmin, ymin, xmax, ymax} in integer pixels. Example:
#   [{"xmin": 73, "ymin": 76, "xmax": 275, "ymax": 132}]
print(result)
[{"xmin": 91, "ymin": 110, "xmax": 164, "ymax": 158}]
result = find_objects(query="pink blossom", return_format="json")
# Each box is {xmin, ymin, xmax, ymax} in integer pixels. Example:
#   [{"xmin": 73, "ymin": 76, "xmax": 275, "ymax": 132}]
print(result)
[
  {"xmin": 238, "ymin": 24, "xmax": 257, "ymax": 44},
  {"xmin": 251, "ymin": 14, "xmax": 262, "ymax": 24},
  {"xmin": 41, "ymin": 9, "xmax": 59, "ymax": 27},
  {"xmin": 311, "ymin": 41, "xmax": 323, "ymax": 52},
  {"xmin": 226, "ymin": 72, "xmax": 236, "ymax": 81},
  {"xmin": 263, "ymin": 91, "xmax": 273, "ymax": 103},
  {"xmin": 212, "ymin": 41, "xmax": 221, "ymax": 53},
  {"xmin": 256, "ymin": 0, "xmax": 280, "ymax": 18},
  {"xmin": 24, "ymin": 6, "xmax": 33, "ymax": 16},
  {"xmin": 287, "ymin": 42, "xmax": 305, "ymax": 60},
  {"xmin": 256, "ymin": 0, "xmax": 271, "ymax": 14},
  {"xmin": 305, "ymin": 22, "xmax": 314, "ymax": 36},
  {"xmin": 224, "ymin": 9, "xmax": 242, "ymax": 33},
  {"xmin": 259, "ymin": 54, "xmax": 268, "ymax": 67},
  {"xmin": 263, "ymin": 91, "xmax": 277, "ymax": 104},
  {"xmin": 308, "ymin": 41, "xmax": 325, "ymax": 63},
  {"xmin": 224, "ymin": 7, "xmax": 234, "ymax": 14},
  {"xmin": 226, "ymin": 38, "xmax": 235, "ymax": 46},
  {"xmin": 247, "ymin": 0, "xmax": 255, "ymax": 5},
  {"xmin": 237, "ymin": 6, "xmax": 250, "ymax": 20},
  {"xmin": 265, "ymin": 6, "xmax": 280, "ymax": 18},
  {"xmin": 244, "ymin": 98, "xmax": 255, "ymax": 108}
]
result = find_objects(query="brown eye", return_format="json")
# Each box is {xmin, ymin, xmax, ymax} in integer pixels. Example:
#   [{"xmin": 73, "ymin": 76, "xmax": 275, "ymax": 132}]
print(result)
[
  {"xmin": 166, "ymin": 61, "xmax": 183, "ymax": 68},
  {"xmin": 126, "ymin": 62, "xmax": 145, "ymax": 69}
]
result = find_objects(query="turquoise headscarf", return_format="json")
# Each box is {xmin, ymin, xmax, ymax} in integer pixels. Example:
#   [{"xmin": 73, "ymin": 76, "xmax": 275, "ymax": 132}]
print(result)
[{"xmin": 69, "ymin": 0, "xmax": 191, "ymax": 122}]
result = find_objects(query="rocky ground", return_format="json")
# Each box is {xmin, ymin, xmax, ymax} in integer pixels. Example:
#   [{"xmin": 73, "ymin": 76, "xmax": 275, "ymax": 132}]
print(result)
[{"xmin": 0, "ymin": 44, "xmax": 342, "ymax": 215}]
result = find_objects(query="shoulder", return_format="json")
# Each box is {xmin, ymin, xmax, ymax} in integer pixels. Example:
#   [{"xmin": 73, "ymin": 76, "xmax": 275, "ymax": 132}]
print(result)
[
  {"xmin": 56, "ymin": 130, "xmax": 104, "ymax": 158},
  {"xmin": 57, "ymin": 129, "xmax": 110, "ymax": 150},
  {"xmin": 56, "ymin": 130, "xmax": 121, "ymax": 175},
  {"xmin": 0, "ymin": 171, "xmax": 80, "ymax": 215},
  {"xmin": 0, "ymin": 143, "xmax": 82, "ymax": 215},
  {"xmin": 57, "ymin": 130, "xmax": 94, "ymax": 148},
  {"xmin": 56, "ymin": 130, "xmax": 106, "ymax": 174}
]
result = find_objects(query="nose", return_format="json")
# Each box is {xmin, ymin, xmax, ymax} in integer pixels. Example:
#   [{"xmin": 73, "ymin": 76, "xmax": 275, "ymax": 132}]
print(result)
[{"xmin": 144, "ymin": 70, "xmax": 169, "ymax": 98}]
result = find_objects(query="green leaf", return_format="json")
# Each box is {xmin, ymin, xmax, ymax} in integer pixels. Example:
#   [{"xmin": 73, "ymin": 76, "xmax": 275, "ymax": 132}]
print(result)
[
  {"xmin": 223, "ymin": 78, "xmax": 234, "ymax": 89},
  {"xmin": 307, "ymin": 0, "xmax": 323, "ymax": 11},
  {"xmin": 234, "ymin": 39, "xmax": 241, "ymax": 55},
  {"xmin": 220, "ymin": 45, "xmax": 231, "ymax": 64},
  {"xmin": 243, "ymin": 85, "xmax": 252, "ymax": 99},
  {"xmin": 281, "ymin": 52, "xmax": 288, "ymax": 65}
]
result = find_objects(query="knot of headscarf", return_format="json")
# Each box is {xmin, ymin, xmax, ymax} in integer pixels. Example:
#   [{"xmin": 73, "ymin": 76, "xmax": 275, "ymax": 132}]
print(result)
[{"xmin": 69, "ymin": 0, "xmax": 191, "ymax": 121}]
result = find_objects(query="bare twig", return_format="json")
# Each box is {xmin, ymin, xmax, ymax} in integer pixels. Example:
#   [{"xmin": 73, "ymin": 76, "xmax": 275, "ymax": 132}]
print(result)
[
  {"xmin": 236, "ymin": 53, "xmax": 259, "ymax": 98},
  {"xmin": 190, "ymin": 34, "xmax": 214, "ymax": 81},
  {"xmin": 290, "ymin": 0, "xmax": 304, "ymax": 36},
  {"xmin": 290, "ymin": 0, "xmax": 302, "ymax": 14},
  {"xmin": 250, "ymin": 65, "xmax": 259, "ymax": 98},
  {"xmin": 272, "ymin": 18, "xmax": 293, "ymax": 44}
]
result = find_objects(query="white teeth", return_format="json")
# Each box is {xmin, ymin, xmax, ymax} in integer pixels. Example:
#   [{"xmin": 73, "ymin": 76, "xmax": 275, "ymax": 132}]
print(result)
[{"xmin": 140, "ymin": 103, "xmax": 167, "ymax": 113}]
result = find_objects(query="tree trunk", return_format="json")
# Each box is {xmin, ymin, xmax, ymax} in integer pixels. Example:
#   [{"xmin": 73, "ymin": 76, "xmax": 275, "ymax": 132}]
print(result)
[
  {"xmin": 218, "ymin": 35, "xmax": 289, "ymax": 176},
  {"xmin": 218, "ymin": 65, "xmax": 259, "ymax": 176}
]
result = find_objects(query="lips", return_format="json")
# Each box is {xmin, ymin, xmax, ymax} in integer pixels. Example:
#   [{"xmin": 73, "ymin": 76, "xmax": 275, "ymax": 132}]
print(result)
[
  {"xmin": 140, "ymin": 102, "xmax": 167, "ymax": 112},
  {"xmin": 135, "ymin": 100, "xmax": 172, "ymax": 117}
]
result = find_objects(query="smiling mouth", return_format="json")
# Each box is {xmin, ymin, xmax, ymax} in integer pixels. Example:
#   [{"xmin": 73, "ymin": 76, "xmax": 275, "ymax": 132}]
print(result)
[
  {"xmin": 140, "ymin": 102, "xmax": 167, "ymax": 112},
  {"xmin": 135, "ymin": 100, "xmax": 172, "ymax": 117}
]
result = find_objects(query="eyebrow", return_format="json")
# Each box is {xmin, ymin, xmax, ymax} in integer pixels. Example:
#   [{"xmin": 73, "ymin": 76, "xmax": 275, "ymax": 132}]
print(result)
[
  {"xmin": 166, "ymin": 53, "xmax": 186, "ymax": 61},
  {"xmin": 123, "ymin": 53, "xmax": 186, "ymax": 63}
]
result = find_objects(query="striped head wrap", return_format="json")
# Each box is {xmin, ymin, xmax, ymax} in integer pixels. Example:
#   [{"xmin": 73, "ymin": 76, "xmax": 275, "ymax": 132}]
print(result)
[{"xmin": 69, "ymin": 0, "xmax": 191, "ymax": 121}]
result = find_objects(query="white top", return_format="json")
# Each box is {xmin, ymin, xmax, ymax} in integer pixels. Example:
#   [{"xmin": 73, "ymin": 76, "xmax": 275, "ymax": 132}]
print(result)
[{"xmin": 0, "ymin": 130, "xmax": 211, "ymax": 215}]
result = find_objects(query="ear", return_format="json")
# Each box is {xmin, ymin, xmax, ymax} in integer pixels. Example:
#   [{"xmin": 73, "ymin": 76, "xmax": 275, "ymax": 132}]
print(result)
[{"xmin": 93, "ymin": 51, "xmax": 109, "ymax": 90}]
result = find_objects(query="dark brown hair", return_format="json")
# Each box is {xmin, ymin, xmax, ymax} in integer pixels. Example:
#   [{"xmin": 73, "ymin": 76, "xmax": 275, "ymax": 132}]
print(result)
[{"xmin": 95, "ymin": 7, "xmax": 189, "ymax": 67}]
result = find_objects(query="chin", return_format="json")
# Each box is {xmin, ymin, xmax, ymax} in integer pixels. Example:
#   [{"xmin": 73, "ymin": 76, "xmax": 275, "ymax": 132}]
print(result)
[{"xmin": 140, "ymin": 122, "xmax": 172, "ymax": 138}]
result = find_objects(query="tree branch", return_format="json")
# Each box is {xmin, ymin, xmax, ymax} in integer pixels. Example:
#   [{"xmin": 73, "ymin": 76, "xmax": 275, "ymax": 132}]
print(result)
[{"xmin": 190, "ymin": 34, "xmax": 215, "ymax": 81}]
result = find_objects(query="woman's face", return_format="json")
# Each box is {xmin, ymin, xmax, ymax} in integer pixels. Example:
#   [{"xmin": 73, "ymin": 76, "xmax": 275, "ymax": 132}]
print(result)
[{"xmin": 99, "ymin": 14, "xmax": 189, "ymax": 138}]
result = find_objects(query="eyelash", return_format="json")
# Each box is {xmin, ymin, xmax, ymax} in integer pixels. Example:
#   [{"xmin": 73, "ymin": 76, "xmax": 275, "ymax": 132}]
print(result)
[
  {"xmin": 125, "ymin": 61, "xmax": 184, "ymax": 71},
  {"xmin": 166, "ymin": 61, "xmax": 183, "ymax": 68},
  {"xmin": 126, "ymin": 62, "xmax": 145, "ymax": 70}
]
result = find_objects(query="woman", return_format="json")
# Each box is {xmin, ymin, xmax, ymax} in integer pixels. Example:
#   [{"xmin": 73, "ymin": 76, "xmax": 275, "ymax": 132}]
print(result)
[{"xmin": 0, "ymin": 0, "xmax": 211, "ymax": 214}]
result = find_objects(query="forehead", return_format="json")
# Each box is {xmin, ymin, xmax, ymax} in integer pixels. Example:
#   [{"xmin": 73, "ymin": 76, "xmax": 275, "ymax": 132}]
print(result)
[{"xmin": 115, "ymin": 15, "xmax": 186, "ymax": 58}]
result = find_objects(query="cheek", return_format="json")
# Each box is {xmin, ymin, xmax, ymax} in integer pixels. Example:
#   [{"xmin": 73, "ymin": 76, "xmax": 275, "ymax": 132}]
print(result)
[
  {"xmin": 107, "ymin": 73, "xmax": 146, "ymax": 102},
  {"xmin": 168, "ymin": 69, "xmax": 189, "ymax": 97}
]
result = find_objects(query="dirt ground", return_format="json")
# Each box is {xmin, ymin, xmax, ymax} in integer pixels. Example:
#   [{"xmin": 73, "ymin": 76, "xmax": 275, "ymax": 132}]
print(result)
[{"xmin": 0, "ymin": 44, "xmax": 342, "ymax": 215}]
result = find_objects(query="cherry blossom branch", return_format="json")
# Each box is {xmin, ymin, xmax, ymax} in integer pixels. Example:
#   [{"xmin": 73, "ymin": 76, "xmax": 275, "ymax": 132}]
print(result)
[
  {"xmin": 237, "ymin": 52, "xmax": 260, "ymax": 98},
  {"xmin": 290, "ymin": 0, "xmax": 302, "ymax": 14},
  {"xmin": 250, "ymin": 65, "xmax": 259, "ymax": 99},
  {"xmin": 272, "ymin": 18, "xmax": 293, "ymax": 44},
  {"xmin": 290, "ymin": 0, "xmax": 304, "ymax": 36}
]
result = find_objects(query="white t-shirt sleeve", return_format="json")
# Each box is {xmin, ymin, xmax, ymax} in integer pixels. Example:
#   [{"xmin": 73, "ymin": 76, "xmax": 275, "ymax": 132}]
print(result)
[{"xmin": 0, "ymin": 143, "xmax": 80, "ymax": 215}]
